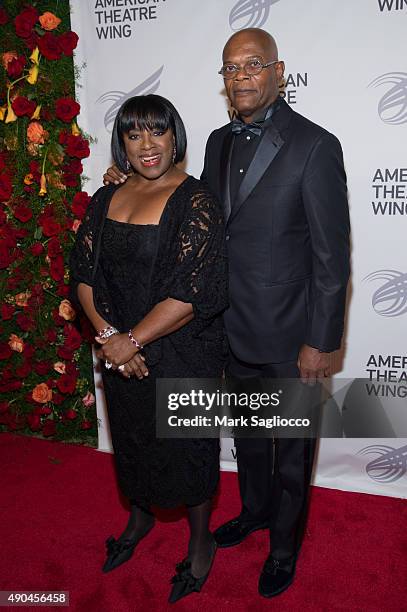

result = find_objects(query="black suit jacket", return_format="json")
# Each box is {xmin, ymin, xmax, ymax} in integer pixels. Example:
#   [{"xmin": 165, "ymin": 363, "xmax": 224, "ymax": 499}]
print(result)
[{"xmin": 201, "ymin": 99, "xmax": 350, "ymax": 364}]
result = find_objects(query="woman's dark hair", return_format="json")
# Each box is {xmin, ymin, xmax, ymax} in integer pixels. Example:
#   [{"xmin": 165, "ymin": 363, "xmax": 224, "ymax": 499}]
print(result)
[{"xmin": 111, "ymin": 94, "xmax": 187, "ymax": 172}]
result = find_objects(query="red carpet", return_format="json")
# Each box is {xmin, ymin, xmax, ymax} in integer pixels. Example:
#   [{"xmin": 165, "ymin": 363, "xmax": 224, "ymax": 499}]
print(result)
[{"xmin": 1, "ymin": 433, "xmax": 406, "ymax": 611}]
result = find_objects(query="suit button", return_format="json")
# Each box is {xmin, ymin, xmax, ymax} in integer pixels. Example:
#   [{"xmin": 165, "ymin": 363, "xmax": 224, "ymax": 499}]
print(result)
[{"xmin": 226, "ymin": 234, "xmax": 230, "ymax": 241}]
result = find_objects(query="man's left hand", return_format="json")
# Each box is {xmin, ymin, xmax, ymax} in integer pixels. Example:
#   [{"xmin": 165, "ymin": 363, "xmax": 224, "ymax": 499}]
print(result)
[
  {"xmin": 297, "ymin": 344, "xmax": 330, "ymax": 385},
  {"xmin": 95, "ymin": 333, "xmax": 137, "ymax": 368}
]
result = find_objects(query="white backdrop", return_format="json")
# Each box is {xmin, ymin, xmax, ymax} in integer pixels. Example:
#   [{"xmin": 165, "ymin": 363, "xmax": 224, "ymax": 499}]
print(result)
[{"xmin": 70, "ymin": 0, "xmax": 407, "ymax": 499}]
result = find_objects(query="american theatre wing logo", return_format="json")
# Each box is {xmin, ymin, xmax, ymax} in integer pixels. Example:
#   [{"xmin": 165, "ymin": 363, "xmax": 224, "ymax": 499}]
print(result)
[
  {"xmin": 96, "ymin": 66, "xmax": 164, "ymax": 131},
  {"xmin": 364, "ymin": 270, "xmax": 407, "ymax": 317},
  {"xmin": 368, "ymin": 72, "xmax": 407, "ymax": 125},
  {"xmin": 229, "ymin": 0, "xmax": 281, "ymax": 30},
  {"xmin": 358, "ymin": 444, "xmax": 407, "ymax": 483}
]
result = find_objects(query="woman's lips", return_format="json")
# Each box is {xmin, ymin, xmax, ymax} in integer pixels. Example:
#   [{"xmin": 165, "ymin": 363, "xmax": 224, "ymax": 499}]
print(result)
[{"xmin": 140, "ymin": 154, "xmax": 161, "ymax": 167}]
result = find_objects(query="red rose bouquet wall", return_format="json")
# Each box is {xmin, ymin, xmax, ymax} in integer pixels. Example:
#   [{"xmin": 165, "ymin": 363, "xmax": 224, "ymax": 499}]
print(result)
[{"xmin": 0, "ymin": 1, "xmax": 97, "ymax": 443}]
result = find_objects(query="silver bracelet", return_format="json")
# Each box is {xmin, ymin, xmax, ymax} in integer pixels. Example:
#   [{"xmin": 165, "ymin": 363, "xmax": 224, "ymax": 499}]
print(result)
[
  {"xmin": 98, "ymin": 326, "xmax": 119, "ymax": 340},
  {"xmin": 128, "ymin": 329, "xmax": 143, "ymax": 350}
]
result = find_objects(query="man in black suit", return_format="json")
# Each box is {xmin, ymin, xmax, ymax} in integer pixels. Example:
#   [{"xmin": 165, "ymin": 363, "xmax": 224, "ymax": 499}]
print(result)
[
  {"xmin": 202, "ymin": 28, "xmax": 350, "ymax": 597},
  {"xmin": 103, "ymin": 27, "xmax": 350, "ymax": 598}
]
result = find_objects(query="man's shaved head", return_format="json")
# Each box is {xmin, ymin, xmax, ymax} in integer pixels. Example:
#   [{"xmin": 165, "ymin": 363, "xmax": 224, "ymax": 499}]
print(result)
[{"xmin": 223, "ymin": 28, "xmax": 279, "ymax": 62}]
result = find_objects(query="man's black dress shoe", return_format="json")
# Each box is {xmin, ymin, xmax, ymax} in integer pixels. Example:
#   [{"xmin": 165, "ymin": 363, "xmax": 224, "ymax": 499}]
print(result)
[
  {"xmin": 213, "ymin": 516, "xmax": 269, "ymax": 548},
  {"xmin": 258, "ymin": 555, "xmax": 296, "ymax": 598}
]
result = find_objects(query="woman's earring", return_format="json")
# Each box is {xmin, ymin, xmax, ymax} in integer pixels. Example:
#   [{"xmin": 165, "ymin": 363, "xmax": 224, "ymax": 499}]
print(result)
[
  {"xmin": 172, "ymin": 146, "xmax": 177, "ymax": 164},
  {"xmin": 125, "ymin": 159, "xmax": 131, "ymax": 172}
]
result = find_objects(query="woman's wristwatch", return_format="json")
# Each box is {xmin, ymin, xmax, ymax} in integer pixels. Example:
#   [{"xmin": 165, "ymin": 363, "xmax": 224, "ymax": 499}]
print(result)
[{"xmin": 97, "ymin": 325, "xmax": 119, "ymax": 340}]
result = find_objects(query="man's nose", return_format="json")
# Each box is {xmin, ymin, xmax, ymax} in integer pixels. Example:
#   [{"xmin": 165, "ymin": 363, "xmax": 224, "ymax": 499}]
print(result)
[{"xmin": 234, "ymin": 68, "xmax": 250, "ymax": 81}]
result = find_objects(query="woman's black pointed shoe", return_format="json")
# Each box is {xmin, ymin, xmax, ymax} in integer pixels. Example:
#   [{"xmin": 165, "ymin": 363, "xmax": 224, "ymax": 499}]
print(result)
[
  {"xmin": 168, "ymin": 543, "xmax": 217, "ymax": 603},
  {"xmin": 102, "ymin": 535, "xmax": 138, "ymax": 573}
]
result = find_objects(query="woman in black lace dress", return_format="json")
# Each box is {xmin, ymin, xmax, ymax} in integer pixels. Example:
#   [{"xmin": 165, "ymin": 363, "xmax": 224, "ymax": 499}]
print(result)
[{"xmin": 69, "ymin": 95, "xmax": 228, "ymax": 602}]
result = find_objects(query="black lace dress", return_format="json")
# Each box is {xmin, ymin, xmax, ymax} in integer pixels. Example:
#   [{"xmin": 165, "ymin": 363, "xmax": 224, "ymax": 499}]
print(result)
[{"xmin": 73, "ymin": 177, "xmax": 228, "ymax": 509}]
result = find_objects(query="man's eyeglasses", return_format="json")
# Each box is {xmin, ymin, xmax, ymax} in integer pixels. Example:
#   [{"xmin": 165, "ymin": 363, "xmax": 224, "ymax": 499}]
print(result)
[{"xmin": 218, "ymin": 59, "xmax": 279, "ymax": 80}]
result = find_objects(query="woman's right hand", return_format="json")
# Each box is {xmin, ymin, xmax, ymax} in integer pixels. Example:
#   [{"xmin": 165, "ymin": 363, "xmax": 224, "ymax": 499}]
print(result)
[
  {"xmin": 121, "ymin": 353, "xmax": 149, "ymax": 380},
  {"xmin": 103, "ymin": 164, "xmax": 129, "ymax": 186}
]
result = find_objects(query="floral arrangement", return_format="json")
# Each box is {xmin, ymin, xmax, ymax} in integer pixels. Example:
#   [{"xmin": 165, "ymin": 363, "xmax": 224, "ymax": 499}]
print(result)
[{"xmin": 0, "ymin": 1, "xmax": 97, "ymax": 443}]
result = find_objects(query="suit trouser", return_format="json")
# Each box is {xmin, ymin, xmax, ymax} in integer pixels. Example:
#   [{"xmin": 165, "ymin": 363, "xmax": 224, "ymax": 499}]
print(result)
[{"xmin": 226, "ymin": 351, "xmax": 318, "ymax": 561}]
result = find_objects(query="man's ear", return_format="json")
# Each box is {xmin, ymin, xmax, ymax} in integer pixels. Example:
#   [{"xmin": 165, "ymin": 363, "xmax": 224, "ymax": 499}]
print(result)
[{"xmin": 276, "ymin": 60, "xmax": 285, "ymax": 82}]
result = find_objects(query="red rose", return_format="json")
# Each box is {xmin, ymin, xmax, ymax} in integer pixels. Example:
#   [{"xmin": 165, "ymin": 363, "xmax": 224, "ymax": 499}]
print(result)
[
  {"xmin": 0, "ymin": 245, "xmax": 12, "ymax": 269},
  {"xmin": 62, "ymin": 158, "xmax": 83, "ymax": 187},
  {"xmin": 0, "ymin": 8, "xmax": 9, "ymax": 25},
  {"xmin": 30, "ymin": 243, "xmax": 44, "ymax": 256},
  {"xmin": 56, "ymin": 373, "xmax": 77, "ymax": 394},
  {"xmin": 46, "ymin": 328, "xmax": 57, "ymax": 343},
  {"xmin": 0, "ymin": 342, "xmax": 12, "ymax": 360},
  {"xmin": 58, "ymin": 130, "xmax": 68, "ymax": 145},
  {"xmin": 64, "ymin": 324, "xmax": 82, "ymax": 351},
  {"xmin": 34, "ymin": 406, "xmax": 52, "ymax": 415},
  {"xmin": 0, "ymin": 380, "xmax": 22, "ymax": 392},
  {"xmin": 0, "ymin": 174, "xmax": 12, "ymax": 202},
  {"xmin": 42, "ymin": 419, "xmax": 56, "ymax": 436},
  {"xmin": 1, "ymin": 303, "xmax": 14, "ymax": 320},
  {"xmin": 52, "ymin": 393, "xmax": 64, "ymax": 405},
  {"xmin": 15, "ymin": 360, "xmax": 32, "ymax": 378},
  {"xmin": 15, "ymin": 228, "xmax": 29, "ymax": 240},
  {"xmin": 57, "ymin": 284, "xmax": 70, "ymax": 298},
  {"xmin": 65, "ymin": 363, "xmax": 79, "ymax": 377},
  {"xmin": 50, "ymin": 255, "xmax": 65, "ymax": 281},
  {"xmin": 58, "ymin": 31, "xmax": 79, "ymax": 56},
  {"xmin": 64, "ymin": 408, "xmax": 77, "ymax": 420},
  {"xmin": 34, "ymin": 361, "xmax": 52, "ymax": 375},
  {"xmin": 24, "ymin": 344, "xmax": 35, "ymax": 359},
  {"xmin": 81, "ymin": 420, "xmax": 92, "ymax": 430},
  {"xmin": 62, "ymin": 173, "xmax": 78, "ymax": 188},
  {"xmin": 55, "ymin": 97, "xmax": 80, "ymax": 123},
  {"xmin": 15, "ymin": 6, "xmax": 38, "ymax": 38},
  {"xmin": 47, "ymin": 237, "xmax": 62, "ymax": 258},
  {"xmin": 11, "ymin": 97, "xmax": 37, "ymax": 118},
  {"xmin": 57, "ymin": 346, "xmax": 73, "ymax": 361},
  {"xmin": 41, "ymin": 217, "xmax": 62, "ymax": 237},
  {"xmin": 71, "ymin": 191, "xmax": 91, "ymax": 219},
  {"xmin": 0, "ymin": 402, "xmax": 9, "ymax": 414},
  {"xmin": 27, "ymin": 413, "xmax": 42, "ymax": 431},
  {"xmin": 24, "ymin": 31, "xmax": 40, "ymax": 52},
  {"xmin": 16, "ymin": 313, "xmax": 34, "ymax": 332},
  {"xmin": 64, "ymin": 159, "xmax": 83, "ymax": 175},
  {"xmin": 65, "ymin": 135, "xmax": 90, "ymax": 159},
  {"xmin": 6, "ymin": 55, "xmax": 26, "ymax": 78},
  {"xmin": 52, "ymin": 308, "xmax": 65, "ymax": 326},
  {"xmin": 13, "ymin": 204, "xmax": 33, "ymax": 223},
  {"xmin": 38, "ymin": 32, "xmax": 61, "ymax": 60}
]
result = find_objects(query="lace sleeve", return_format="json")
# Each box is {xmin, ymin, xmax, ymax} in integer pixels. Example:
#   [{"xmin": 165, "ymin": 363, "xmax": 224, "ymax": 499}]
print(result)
[
  {"xmin": 69, "ymin": 188, "xmax": 104, "ymax": 308},
  {"xmin": 167, "ymin": 187, "xmax": 228, "ymax": 323}
]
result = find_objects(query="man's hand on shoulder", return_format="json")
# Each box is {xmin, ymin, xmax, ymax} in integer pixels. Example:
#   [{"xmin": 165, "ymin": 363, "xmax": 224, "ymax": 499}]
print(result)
[
  {"xmin": 297, "ymin": 344, "xmax": 330, "ymax": 385},
  {"xmin": 103, "ymin": 164, "xmax": 129, "ymax": 186}
]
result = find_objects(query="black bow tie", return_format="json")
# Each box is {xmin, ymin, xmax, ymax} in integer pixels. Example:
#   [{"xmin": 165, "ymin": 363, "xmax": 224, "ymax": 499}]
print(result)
[
  {"xmin": 231, "ymin": 119, "xmax": 263, "ymax": 137},
  {"xmin": 230, "ymin": 99, "xmax": 282, "ymax": 138}
]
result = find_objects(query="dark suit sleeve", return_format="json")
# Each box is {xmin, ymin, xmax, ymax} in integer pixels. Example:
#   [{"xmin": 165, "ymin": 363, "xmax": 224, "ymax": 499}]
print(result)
[
  {"xmin": 200, "ymin": 132, "xmax": 215, "ymax": 185},
  {"xmin": 302, "ymin": 132, "xmax": 350, "ymax": 352}
]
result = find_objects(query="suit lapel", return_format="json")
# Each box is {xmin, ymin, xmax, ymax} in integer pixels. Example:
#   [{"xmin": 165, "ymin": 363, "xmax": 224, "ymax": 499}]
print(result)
[
  {"xmin": 219, "ymin": 129, "xmax": 234, "ymax": 223},
  {"xmin": 227, "ymin": 122, "xmax": 284, "ymax": 226}
]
